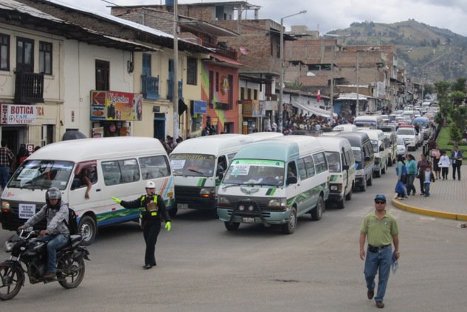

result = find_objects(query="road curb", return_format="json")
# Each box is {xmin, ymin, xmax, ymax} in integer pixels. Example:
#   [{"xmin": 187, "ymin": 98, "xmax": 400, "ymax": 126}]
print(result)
[{"xmin": 391, "ymin": 199, "xmax": 467, "ymax": 221}]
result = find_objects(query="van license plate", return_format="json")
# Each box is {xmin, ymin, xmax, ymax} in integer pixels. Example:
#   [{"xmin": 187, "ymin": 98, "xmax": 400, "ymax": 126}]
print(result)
[
  {"xmin": 242, "ymin": 217, "xmax": 255, "ymax": 223},
  {"xmin": 19, "ymin": 203, "xmax": 36, "ymax": 219},
  {"xmin": 177, "ymin": 203, "xmax": 188, "ymax": 209}
]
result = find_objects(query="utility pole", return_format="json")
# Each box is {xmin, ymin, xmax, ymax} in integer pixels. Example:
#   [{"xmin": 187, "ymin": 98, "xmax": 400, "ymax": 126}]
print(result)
[
  {"xmin": 356, "ymin": 51, "xmax": 360, "ymax": 117},
  {"xmin": 172, "ymin": 0, "xmax": 179, "ymax": 139}
]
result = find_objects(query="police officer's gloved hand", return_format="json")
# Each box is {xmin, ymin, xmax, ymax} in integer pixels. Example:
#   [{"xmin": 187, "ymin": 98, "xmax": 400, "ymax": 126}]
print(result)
[
  {"xmin": 165, "ymin": 221, "xmax": 172, "ymax": 231},
  {"xmin": 112, "ymin": 197, "xmax": 122, "ymax": 204}
]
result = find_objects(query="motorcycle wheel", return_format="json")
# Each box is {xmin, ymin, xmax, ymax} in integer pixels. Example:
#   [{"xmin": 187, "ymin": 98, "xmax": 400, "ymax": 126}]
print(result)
[
  {"xmin": 57, "ymin": 255, "xmax": 85, "ymax": 289},
  {"xmin": 0, "ymin": 263, "xmax": 24, "ymax": 301}
]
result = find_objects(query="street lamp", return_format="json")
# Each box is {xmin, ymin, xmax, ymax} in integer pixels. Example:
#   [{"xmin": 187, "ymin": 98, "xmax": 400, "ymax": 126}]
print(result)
[{"xmin": 278, "ymin": 10, "xmax": 306, "ymax": 132}]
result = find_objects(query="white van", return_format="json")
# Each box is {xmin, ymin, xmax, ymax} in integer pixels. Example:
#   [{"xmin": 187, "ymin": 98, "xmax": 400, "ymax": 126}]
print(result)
[
  {"xmin": 353, "ymin": 115, "xmax": 384, "ymax": 129},
  {"xmin": 169, "ymin": 134, "xmax": 257, "ymax": 216},
  {"xmin": 0, "ymin": 137, "xmax": 174, "ymax": 245},
  {"xmin": 315, "ymin": 137, "xmax": 356, "ymax": 209},
  {"xmin": 358, "ymin": 128, "xmax": 388, "ymax": 177},
  {"xmin": 217, "ymin": 135, "xmax": 330, "ymax": 234}
]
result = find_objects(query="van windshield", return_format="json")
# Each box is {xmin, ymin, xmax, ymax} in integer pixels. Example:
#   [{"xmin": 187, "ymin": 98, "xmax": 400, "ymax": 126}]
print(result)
[
  {"xmin": 325, "ymin": 152, "xmax": 341, "ymax": 173},
  {"xmin": 8, "ymin": 160, "xmax": 74, "ymax": 190},
  {"xmin": 223, "ymin": 159, "xmax": 285, "ymax": 186},
  {"xmin": 170, "ymin": 154, "xmax": 216, "ymax": 177}
]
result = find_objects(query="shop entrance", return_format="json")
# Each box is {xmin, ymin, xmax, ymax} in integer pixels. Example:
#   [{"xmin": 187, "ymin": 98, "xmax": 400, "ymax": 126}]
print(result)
[{"xmin": 154, "ymin": 113, "xmax": 166, "ymax": 141}]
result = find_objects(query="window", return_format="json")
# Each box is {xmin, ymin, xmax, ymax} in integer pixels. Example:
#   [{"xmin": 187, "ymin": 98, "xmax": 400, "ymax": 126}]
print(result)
[
  {"xmin": 8, "ymin": 160, "xmax": 73, "ymax": 190},
  {"xmin": 240, "ymin": 87, "xmax": 245, "ymax": 100},
  {"xmin": 253, "ymin": 89, "xmax": 258, "ymax": 100},
  {"xmin": 304, "ymin": 156, "xmax": 315, "ymax": 178},
  {"xmin": 39, "ymin": 41, "xmax": 52, "ymax": 75},
  {"xmin": 0, "ymin": 34, "xmax": 9, "ymax": 71},
  {"xmin": 313, "ymin": 152, "xmax": 328, "ymax": 174},
  {"xmin": 297, "ymin": 158, "xmax": 307, "ymax": 180},
  {"xmin": 247, "ymin": 88, "xmax": 252, "ymax": 100},
  {"xmin": 186, "ymin": 57, "xmax": 197, "ymax": 85},
  {"xmin": 142, "ymin": 53, "xmax": 151, "ymax": 76},
  {"xmin": 95, "ymin": 60, "xmax": 110, "ymax": 91},
  {"xmin": 140, "ymin": 155, "xmax": 170, "ymax": 179},
  {"xmin": 215, "ymin": 72, "xmax": 219, "ymax": 92},
  {"xmin": 102, "ymin": 158, "xmax": 140, "ymax": 186},
  {"xmin": 71, "ymin": 161, "xmax": 98, "ymax": 190},
  {"xmin": 16, "ymin": 37, "xmax": 34, "ymax": 73}
]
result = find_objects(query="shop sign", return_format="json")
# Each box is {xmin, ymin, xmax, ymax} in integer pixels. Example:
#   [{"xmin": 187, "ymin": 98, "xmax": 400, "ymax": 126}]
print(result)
[
  {"xmin": 90, "ymin": 91, "xmax": 143, "ymax": 121},
  {"xmin": 1, "ymin": 104, "xmax": 44, "ymax": 125},
  {"xmin": 193, "ymin": 101, "xmax": 207, "ymax": 114}
]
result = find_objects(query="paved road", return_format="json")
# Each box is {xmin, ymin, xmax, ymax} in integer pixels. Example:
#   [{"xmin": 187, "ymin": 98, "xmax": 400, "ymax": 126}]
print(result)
[{"xmin": 1, "ymin": 164, "xmax": 467, "ymax": 311}]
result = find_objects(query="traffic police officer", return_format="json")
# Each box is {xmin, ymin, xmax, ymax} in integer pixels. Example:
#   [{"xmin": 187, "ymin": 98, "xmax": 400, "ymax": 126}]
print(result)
[{"xmin": 112, "ymin": 181, "xmax": 172, "ymax": 269}]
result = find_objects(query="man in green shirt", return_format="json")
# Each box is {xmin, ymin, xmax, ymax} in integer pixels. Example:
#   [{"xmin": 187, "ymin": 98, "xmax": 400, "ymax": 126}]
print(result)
[{"xmin": 359, "ymin": 194, "xmax": 400, "ymax": 309}]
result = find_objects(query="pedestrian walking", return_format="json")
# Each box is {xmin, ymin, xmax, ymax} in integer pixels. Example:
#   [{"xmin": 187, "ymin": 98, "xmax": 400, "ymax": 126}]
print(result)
[
  {"xmin": 0, "ymin": 140, "xmax": 15, "ymax": 190},
  {"xmin": 360, "ymin": 194, "xmax": 400, "ymax": 309},
  {"xmin": 451, "ymin": 146, "xmax": 463, "ymax": 181},
  {"xmin": 430, "ymin": 145, "xmax": 441, "ymax": 179},
  {"xmin": 112, "ymin": 181, "xmax": 172, "ymax": 269},
  {"xmin": 417, "ymin": 154, "xmax": 431, "ymax": 195},
  {"xmin": 395, "ymin": 155, "xmax": 407, "ymax": 199},
  {"xmin": 438, "ymin": 150, "xmax": 451, "ymax": 180}
]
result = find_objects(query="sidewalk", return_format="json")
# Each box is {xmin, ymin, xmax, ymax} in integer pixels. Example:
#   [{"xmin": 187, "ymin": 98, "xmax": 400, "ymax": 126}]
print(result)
[{"xmin": 391, "ymin": 165, "xmax": 467, "ymax": 221}]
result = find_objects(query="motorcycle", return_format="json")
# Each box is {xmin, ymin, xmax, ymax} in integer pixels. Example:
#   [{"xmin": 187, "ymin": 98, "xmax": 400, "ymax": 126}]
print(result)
[{"xmin": 0, "ymin": 229, "xmax": 90, "ymax": 300}]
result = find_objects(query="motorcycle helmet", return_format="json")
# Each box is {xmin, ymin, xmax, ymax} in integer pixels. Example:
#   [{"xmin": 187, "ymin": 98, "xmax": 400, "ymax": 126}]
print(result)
[{"xmin": 46, "ymin": 187, "xmax": 62, "ymax": 209}]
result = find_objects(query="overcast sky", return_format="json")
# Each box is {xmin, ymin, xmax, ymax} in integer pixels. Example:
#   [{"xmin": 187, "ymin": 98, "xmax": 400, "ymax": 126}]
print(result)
[{"xmin": 56, "ymin": 0, "xmax": 467, "ymax": 37}]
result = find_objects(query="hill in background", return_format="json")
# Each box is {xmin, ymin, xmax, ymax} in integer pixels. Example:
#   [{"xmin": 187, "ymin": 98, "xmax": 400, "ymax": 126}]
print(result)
[{"xmin": 327, "ymin": 19, "xmax": 467, "ymax": 83}]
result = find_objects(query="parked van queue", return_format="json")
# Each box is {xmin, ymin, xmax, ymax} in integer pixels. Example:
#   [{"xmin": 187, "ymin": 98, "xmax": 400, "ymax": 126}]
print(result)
[{"xmin": 1, "ymin": 128, "xmax": 401, "ymax": 243}]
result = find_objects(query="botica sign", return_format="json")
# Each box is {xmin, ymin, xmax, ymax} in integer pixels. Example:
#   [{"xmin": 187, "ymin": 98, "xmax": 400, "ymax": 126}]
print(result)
[{"xmin": 0, "ymin": 104, "xmax": 44, "ymax": 124}]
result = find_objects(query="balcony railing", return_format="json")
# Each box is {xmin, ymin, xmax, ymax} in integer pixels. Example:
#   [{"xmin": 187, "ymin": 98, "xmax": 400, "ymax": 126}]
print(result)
[
  {"xmin": 141, "ymin": 75, "xmax": 159, "ymax": 100},
  {"xmin": 15, "ymin": 72, "xmax": 44, "ymax": 103},
  {"xmin": 214, "ymin": 101, "xmax": 232, "ymax": 110}
]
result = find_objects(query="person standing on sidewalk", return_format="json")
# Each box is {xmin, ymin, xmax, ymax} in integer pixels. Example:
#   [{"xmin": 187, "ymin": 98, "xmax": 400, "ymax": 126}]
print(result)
[
  {"xmin": 417, "ymin": 154, "xmax": 431, "ymax": 195},
  {"xmin": 406, "ymin": 154, "xmax": 418, "ymax": 195},
  {"xmin": 0, "ymin": 140, "xmax": 15, "ymax": 190},
  {"xmin": 438, "ymin": 150, "xmax": 451, "ymax": 180},
  {"xmin": 451, "ymin": 146, "xmax": 463, "ymax": 181},
  {"xmin": 360, "ymin": 194, "xmax": 400, "ymax": 309},
  {"xmin": 423, "ymin": 165, "xmax": 435, "ymax": 197}
]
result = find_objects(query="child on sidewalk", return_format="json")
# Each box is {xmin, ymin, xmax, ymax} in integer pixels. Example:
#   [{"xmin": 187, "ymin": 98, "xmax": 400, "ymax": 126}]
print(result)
[{"xmin": 423, "ymin": 165, "xmax": 436, "ymax": 197}]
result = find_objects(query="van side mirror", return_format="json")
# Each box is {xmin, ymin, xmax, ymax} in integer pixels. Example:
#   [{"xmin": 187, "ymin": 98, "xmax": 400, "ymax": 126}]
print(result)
[
  {"xmin": 286, "ymin": 176, "xmax": 297, "ymax": 185},
  {"xmin": 343, "ymin": 165, "xmax": 349, "ymax": 171}
]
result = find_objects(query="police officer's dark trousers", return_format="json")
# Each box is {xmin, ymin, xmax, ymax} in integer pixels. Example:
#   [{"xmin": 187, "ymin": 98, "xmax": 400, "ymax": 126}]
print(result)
[{"xmin": 143, "ymin": 220, "xmax": 161, "ymax": 266}]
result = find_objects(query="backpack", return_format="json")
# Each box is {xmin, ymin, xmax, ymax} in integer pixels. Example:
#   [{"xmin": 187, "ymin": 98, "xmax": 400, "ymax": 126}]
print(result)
[{"xmin": 65, "ymin": 207, "xmax": 79, "ymax": 235}]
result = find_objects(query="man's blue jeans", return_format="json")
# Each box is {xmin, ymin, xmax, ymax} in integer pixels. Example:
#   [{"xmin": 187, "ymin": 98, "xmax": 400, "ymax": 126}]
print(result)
[
  {"xmin": 41, "ymin": 234, "xmax": 69, "ymax": 273},
  {"xmin": 364, "ymin": 246, "xmax": 392, "ymax": 303},
  {"xmin": 0, "ymin": 166, "xmax": 10, "ymax": 189}
]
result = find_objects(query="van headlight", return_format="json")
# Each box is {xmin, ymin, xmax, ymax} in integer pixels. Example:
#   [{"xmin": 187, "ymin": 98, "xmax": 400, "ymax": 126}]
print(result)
[
  {"xmin": 200, "ymin": 187, "xmax": 215, "ymax": 199},
  {"xmin": 1, "ymin": 201, "xmax": 10, "ymax": 213},
  {"xmin": 217, "ymin": 196, "xmax": 230, "ymax": 206},
  {"xmin": 268, "ymin": 198, "xmax": 286, "ymax": 210},
  {"xmin": 329, "ymin": 184, "xmax": 342, "ymax": 192}
]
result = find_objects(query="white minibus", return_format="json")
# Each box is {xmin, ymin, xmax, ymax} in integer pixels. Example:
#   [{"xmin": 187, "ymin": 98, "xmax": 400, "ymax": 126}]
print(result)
[
  {"xmin": 217, "ymin": 135, "xmax": 330, "ymax": 234},
  {"xmin": 0, "ymin": 137, "xmax": 174, "ymax": 245},
  {"xmin": 315, "ymin": 137, "xmax": 356, "ymax": 209}
]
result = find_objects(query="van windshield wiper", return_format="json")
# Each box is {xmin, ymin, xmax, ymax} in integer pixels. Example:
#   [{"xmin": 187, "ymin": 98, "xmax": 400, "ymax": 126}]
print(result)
[
  {"xmin": 221, "ymin": 182, "xmax": 244, "ymax": 190},
  {"xmin": 187, "ymin": 168, "xmax": 204, "ymax": 175}
]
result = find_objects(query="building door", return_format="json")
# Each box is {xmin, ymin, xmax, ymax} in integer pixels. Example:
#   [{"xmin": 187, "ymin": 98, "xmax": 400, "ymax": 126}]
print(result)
[{"xmin": 154, "ymin": 113, "xmax": 165, "ymax": 141}]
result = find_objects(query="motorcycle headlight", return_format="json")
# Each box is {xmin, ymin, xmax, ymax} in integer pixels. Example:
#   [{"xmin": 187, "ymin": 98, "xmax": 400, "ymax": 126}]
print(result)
[{"xmin": 4, "ymin": 240, "xmax": 14, "ymax": 252}]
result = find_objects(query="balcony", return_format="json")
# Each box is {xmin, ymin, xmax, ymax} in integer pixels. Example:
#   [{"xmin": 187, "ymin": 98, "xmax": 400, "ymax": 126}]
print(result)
[
  {"xmin": 141, "ymin": 75, "xmax": 159, "ymax": 100},
  {"xmin": 14, "ymin": 72, "xmax": 44, "ymax": 103},
  {"xmin": 203, "ymin": 42, "xmax": 238, "ymax": 60},
  {"xmin": 214, "ymin": 101, "xmax": 232, "ymax": 110}
]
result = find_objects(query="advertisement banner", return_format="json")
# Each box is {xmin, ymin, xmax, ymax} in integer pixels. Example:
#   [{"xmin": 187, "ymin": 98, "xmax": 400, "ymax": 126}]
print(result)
[
  {"xmin": 193, "ymin": 101, "xmax": 207, "ymax": 114},
  {"xmin": 1, "ymin": 104, "xmax": 44, "ymax": 124},
  {"xmin": 90, "ymin": 91, "xmax": 143, "ymax": 121}
]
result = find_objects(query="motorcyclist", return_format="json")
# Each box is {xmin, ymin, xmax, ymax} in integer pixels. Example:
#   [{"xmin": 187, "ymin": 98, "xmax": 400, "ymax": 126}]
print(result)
[
  {"xmin": 18, "ymin": 187, "xmax": 70, "ymax": 280},
  {"xmin": 112, "ymin": 180, "xmax": 171, "ymax": 269}
]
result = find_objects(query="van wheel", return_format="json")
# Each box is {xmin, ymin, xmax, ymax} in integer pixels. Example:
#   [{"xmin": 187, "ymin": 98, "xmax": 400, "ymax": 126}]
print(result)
[
  {"xmin": 224, "ymin": 221, "xmax": 240, "ymax": 231},
  {"xmin": 79, "ymin": 215, "xmax": 97, "ymax": 246},
  {"xmin": 311, "ymin": 196, "xmax": 324, "ymax": 221},
  {"xmin": 345, "ymin": 187, "xmax": 353, "ymax": 200},
  {"xmin": 382, "ymin": 164, "xmax": 387, "ymax": 174},
  {"xmin": 282, "ymin": 207, "xmax": 297, "ymax": 234},
  {"xmin": 367, "ymin": 175, "xmax": 373, "ymax": 186},
  {"xmin": 337, "ymin": 199, "xmax": 345, "ymax": 209}
]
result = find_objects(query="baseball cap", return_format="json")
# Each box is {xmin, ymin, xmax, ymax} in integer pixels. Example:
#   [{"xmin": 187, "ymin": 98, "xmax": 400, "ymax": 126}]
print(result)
[{"xmin": 374, "ymin": 194, "xmax": 386, "ymax": 203}]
